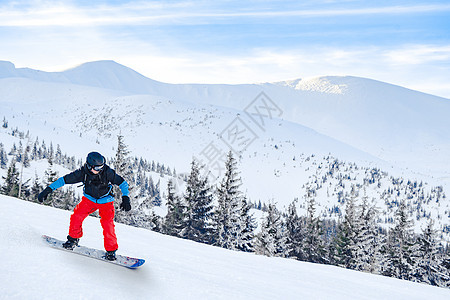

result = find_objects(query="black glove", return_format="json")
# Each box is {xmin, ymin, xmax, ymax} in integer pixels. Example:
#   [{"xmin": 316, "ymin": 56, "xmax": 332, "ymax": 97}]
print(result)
[
  {"xmin": 120, "ymin": 195, "xmax": 131, "ymax": 211},
  {"xmin": 38, "ymin": 187, "xmax": 53, "ymax": 203}
]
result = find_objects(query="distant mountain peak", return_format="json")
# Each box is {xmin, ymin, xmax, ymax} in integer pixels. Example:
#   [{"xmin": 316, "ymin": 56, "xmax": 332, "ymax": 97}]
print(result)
[
  {"xmin": 274, "ymin": 76, "xmax": 349, "ymax": 94},
  {"xmin": 0, "ymin": 60, "xmax": 17, "ymax": 78},
  {"xmin": 65, "ymin": 60, "xmax": 129, "ymax": 71}
]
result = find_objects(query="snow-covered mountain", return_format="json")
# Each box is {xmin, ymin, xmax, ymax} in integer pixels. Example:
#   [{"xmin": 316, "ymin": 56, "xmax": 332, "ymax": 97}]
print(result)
[
  {"xmin": 1, "ymin": 194, "xmax": 449, "ymax": 299},
  {"xmin": 2, "ymin": 60, "xmax": 449, "ymax": 175},
  {"xmin": 1, "ymin": 60, "xmax": 449, "ymax": 237}
]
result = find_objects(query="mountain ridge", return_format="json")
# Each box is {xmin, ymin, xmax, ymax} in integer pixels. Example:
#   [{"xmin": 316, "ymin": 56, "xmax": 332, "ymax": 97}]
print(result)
[
  {"xmin": 1, "ymin": 59, "xmax": 450, "ymax": 178},
  {"xmin": 2, "ymin": 60, "xmax": 449, "ymax": 100}
]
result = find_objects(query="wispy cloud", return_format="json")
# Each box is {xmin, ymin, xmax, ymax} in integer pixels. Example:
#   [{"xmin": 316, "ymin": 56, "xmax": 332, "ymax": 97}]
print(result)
[
  {"xmin": 384, "ymin": 45, "xmax": 450, "ymax": 65},
  {"xmin": 1, "ymin": 2, "xmax": 450, "ymax": 27}
]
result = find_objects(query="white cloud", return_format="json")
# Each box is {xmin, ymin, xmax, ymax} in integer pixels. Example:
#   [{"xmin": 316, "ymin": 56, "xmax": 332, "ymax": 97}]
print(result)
[
  {"xmin": 2, "ymin": 2, "xmax": 450, "ymax": 27},
  {"xmin": 384, "ymin": 45, "xmax": 450, "ymax": 65}
]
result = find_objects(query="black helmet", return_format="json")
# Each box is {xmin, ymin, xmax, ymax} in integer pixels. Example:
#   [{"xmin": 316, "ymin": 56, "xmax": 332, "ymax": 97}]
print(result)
[{"xmin": 86, "ymin": 152, "xmax": 105, "ymax": 171}]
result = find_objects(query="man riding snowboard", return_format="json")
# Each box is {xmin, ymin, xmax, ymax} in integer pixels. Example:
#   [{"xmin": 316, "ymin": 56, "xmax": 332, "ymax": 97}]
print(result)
[{"xmin": 38, "ymin": 151, "xmax": 131, "ymax": 261}]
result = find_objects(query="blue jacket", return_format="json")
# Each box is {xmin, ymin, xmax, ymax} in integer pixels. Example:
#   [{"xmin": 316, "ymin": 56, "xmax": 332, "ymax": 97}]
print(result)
[{"xmin": 49, "ymin": 164, "xmax": 129, "ymax": 204}]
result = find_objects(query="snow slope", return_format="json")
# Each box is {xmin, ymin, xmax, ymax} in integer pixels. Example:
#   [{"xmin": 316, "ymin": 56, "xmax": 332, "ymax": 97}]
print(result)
[
  {"xmin": 1, "ymin": 195, "xmax": 449, "ymax": 300},
  {"xmin": 1, "ymin": 60, "xmax": 449, "ymax": 177},
  {"xmin": 0, "ymin": 76, "xmax": 383, "ymax": 201}
]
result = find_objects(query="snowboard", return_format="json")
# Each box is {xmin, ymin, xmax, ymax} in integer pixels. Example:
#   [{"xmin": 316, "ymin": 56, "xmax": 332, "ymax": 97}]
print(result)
[{"xmin": 42, "ymin": 235, "xmax": 145, "ymax": 269}]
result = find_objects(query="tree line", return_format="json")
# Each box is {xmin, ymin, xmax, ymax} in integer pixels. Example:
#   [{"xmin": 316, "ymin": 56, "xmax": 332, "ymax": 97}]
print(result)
[{"xmin": 1, "ymin": 129, "xmax": 449, "ymax": 289}]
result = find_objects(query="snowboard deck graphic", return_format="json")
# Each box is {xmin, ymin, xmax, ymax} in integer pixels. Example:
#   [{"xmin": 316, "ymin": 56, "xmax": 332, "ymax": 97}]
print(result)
[{"xmin": 42, "ymin": 235, "xmax": 145, "ymax": 269}]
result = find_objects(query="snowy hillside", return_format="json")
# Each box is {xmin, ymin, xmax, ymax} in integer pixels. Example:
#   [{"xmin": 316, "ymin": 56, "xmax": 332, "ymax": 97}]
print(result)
[
  {"xmin": 0, "ymin": 74, "xmax": 382, "ymax": 201},
  {"xmin": 1, "ymin": 60, "xmax": 449, "ymax": 176},
  {"xmin": 1, "ymin": 60, "xmax": 449, "ymax": 239},
  {"xmin": 1, "ymin": 195, "xmax": 449, "ymax": 300}
]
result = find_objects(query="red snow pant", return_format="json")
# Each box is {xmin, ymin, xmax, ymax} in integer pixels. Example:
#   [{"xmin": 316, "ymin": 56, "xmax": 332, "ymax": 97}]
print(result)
[{"xmin": 68, "ymin": 196, "xmax": 118, "ymax": 252}]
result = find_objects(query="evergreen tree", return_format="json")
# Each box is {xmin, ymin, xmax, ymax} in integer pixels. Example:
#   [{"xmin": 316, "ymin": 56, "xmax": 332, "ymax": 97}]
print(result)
[
  {"xmin": 30, "ymin": 172, "xmax": 43, "ymax": 203},
  {"xmin": 43, "ymin": 157, "xmax": 62, "ymax": 207},
  {"xmin": 31, "ymin": 138, "xmax": 39, "ymax": 160},
  {"xmin": 353, "ymin": 197, "xmax": 382, "ymax": 274},
  {"xmin": 0, "ymin": 143, "xmax": 8, "ymax": 169},
  {"xmin": 18, "ymin": 144, "xmax": 31, "ymax": 199},
  {"xmin": 148, "ymin": 175, "xmax": 155, "ymax": 196},
  {"xmin": 113, "ymin": 134, "xmax": 136, "ymax": 223},
  {"xmin": 55, "ymin": 144, "xmax": 62, "ymax": 165},
  {"xmin": 214, "ymin": 151, "xmax": 243, "ymax": 250},
  {"xmin": 302, "ymin": 187, "xmax": 326, "ymax": 263},
  {"xmin": 136, "ymin": 167, "xmax": 146, "ymax": 198},
  {"xmin": 236, "ymin": 197, "xmax": 256, "ymax": 252},
  {"xmin": 333, "ymin": 195, "xmax": 357, "ymax": 269},
  {"xmin": 181, "ymin": 159, "xmax": 214, "ymax": 244},
  {"xmin": 152, "ymin": 179, "xmax": 162, "ymax": 206},
  {"xmin": 135, "ymin": 196, "xmax": 161, "ymax": 231},
  {"xmin": 163, "ymin": 179, "xmax": 186, "ymax": 237},
  {"xmin": 285, "ymin": 200, "xmax": 303, "ymax": 260},
  {"xmin": 8, "ymin": 143, "xmax": 17, "ymax": 156},
  {"xmin": 413, "ymin": 219, "xmax": 449, "ymax": 287},
  {"xmin": 22, "ymin": 145, "xmax": 30, "ymax": 168},
  {"xmin": 1, "ymin": 159, "xmax": 20, "ymax": 197},
  {"xmin": 255, "ymin": 203, "xmax": 286, "ymax": 257},
  {"xmin": 48, "ymin": 142, "xmax": 54, "ymax": 161},
  {"xmin": 383, "ymin": 201, "xmax": 418, "ymax": 280}
]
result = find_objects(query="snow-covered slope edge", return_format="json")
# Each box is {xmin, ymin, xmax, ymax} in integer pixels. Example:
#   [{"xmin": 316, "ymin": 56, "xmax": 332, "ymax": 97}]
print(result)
[{"xmin": 1, "ymin": 195, "xmax": 449, "ymax": 300}]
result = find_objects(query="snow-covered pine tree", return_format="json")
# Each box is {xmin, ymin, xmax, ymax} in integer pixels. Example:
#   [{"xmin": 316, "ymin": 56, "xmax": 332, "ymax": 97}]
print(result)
[
  {"xmin": 55, "ymin": 144, "xmax": 62, "ymax": 165},
  {"xmin": 413, "ymin": 219, "xmax": 449, "ymax": 287},
  {"xmin": 152, "ymin": 179, "xmax": 161, "ymax": 206},
  {"xmin": 163, "ymin": 179, "xmax": 186, "ymax": 237},
  {"xmin": 136, "ymin": 196, "xmax": 161, "ymax": 232},
  {"xmin": 382, "ymin": 200, "xmax": 418, "ymax": 280},
  {"xmin": 43, "ymin": 157, "xmax": 59, "ymax": 206},
  {"xmin": 333, "ymin": 194, "xmax": 357, "ymax": 269},
  {"xmin": 353, "ymin": 196, "xmax": 382, "ymax": 273},
  {"xmin": 302, "ymin": 186, "xmax": 326, "ymax": 263},
  {"xmin": 8, "ymin": 143, "xmax": 17, "ymax": 156},
  {"xmin": 48, "ymin": 142, "xmax": 54, "ymax": 161},
  {"xmin": 135, "ymin": 166, "xmax": 146, "ymax": 198},
  {"xmin": 148, "ymin": 175, "xmax": 155, "ymax": 196},
  {"xmin": 30, "ymin": 138, "xmax": 38, "ymax": 160},
  {"xmin": 181, "ymin": 159, "xmax": 214, "ymax": 244},
  {"xmin": 21, "ymin": 145, "xmax": 30, "ymax": 168},
  {"xmin": 285, "ymin": 200, "xmax": 303, "ymax": 260},
  {"xmin": 59, "ymin": 187, "xmax": 78, "ymax": 211},
  {"xmin": 43, "ymin": 156, "xmax": 71, "ymax": 209},
  {"xmin": 1, "ymin": 159, "xmax": 20, "ymax": 197},
  {"xmin": 113, "ymin": 134, "xmax": 136, "ymax": 223},
  {"xmin": 255, "ymin": 203, "xmax": 286, "ymax": 257},
  {"xmin": 30, "ymin": 172, "xmax": 42, "ymax": 202},
  {"xmin": 0, "ymin": 143, "xmax": 8, "ymax": 169},
  {"xmin": 214, "ymin": 151, "xmax": 242, "ymax": 250},
  {"xmin": 18, "ymin": 144, "xmax": 31, "ymax": 199},
  {"xmin": 236, "ymin": 197, "xmax": 256, "ymax": 252}
]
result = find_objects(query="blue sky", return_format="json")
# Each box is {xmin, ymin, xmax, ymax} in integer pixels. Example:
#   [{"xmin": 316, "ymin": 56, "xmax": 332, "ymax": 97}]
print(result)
[{"xmin": 0, "ymin": 0, "xmax": 449, "ymax": 98}]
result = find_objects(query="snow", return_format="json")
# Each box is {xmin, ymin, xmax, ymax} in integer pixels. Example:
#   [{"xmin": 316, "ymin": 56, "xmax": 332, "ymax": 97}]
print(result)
[
  {"xmin": 1, "ymin": 59, "xmax": 450, "ymax": 297},
  {"xmin": 1, "ymin": 59, "xmax": 450, "ymax": 240},
  {"xmin": 1, "ymin": 194, "xmax": 449, "ymax": 300}
]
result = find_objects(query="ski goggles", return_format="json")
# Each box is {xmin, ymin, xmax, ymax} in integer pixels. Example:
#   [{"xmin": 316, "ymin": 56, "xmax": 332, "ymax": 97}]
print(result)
[{"xmin": 87, "ymin": 163, "xmax": 104, "ymax": 171}]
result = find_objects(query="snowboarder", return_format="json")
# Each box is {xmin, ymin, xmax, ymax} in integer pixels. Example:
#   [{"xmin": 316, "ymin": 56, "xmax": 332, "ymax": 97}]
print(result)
[{"xmin": 38, "ymin": 151, "xmax": 131, "ymax": 261}]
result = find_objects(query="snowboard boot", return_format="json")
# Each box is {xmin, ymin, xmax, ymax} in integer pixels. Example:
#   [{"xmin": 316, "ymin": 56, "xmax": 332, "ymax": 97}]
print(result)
[
  {"xmin": 105, "ymin": 250, "xmax": 116, "ymax": 261},
  {"xmin": 62, "ymin": 235, "xmax": 79, "ymax": 250}
]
